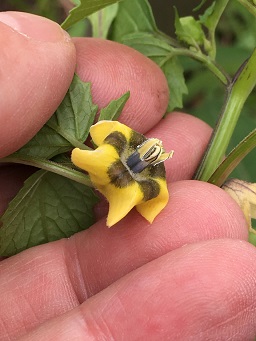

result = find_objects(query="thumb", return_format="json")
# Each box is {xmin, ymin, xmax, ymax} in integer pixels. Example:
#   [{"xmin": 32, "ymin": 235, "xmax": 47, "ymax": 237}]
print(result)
[{"xmin": 0, "ymin": 12, "xmax": 76, "ymax": 157}]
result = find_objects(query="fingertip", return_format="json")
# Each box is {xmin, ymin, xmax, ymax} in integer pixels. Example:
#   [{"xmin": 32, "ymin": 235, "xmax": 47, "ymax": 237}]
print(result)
[
  {"xmin": 167, "ymin": 180, "xmax": 248, "ymax": 241},
  {"xmin": 73, "ymin": 38, "xmax": 169, "ymax": 132},
  {"xmin": 147, "ymin": 112, "xmax": 212, "ymax": 181},
  {"xmin": 0, "ymin": 12, "xmax": 76, "ymax": 157},
  {"xmin": 0, "ymin": 11, "xmax": 70, "ymax": 42}
]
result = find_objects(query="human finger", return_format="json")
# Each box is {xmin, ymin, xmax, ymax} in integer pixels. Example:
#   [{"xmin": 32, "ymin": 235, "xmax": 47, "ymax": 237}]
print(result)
[
  {"xmin": 0, "ymin": 12, "xmax": 76, "ymax": 158},
  {"xmin": 0, "ymin": 181, "xmax": 247, "ymax": 340},
  {"xmin": 18, "ymin": 239, "xmax": 256, "ymax": 341},
  {"xmin": 72, "ymin": 180, "xmax": 248, "ymax": 295},
  {"xmin": 74, "ymin": 37, "xmax": 169, "ymax": 133},
  {"xmin": 146, "ymin": 112, "xmax": 212, "ymax": 182}
]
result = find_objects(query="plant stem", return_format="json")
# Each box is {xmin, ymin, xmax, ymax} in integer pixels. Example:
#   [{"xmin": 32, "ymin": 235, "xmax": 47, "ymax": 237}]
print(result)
[
  {"xmin": 237, "ymin": 0, "xmax": 256, "ymax": 17},
  {"xmin": 155, "ymin": 30, "xmax": 181, "ymax": 48},
  {"xmin": 208, "ymin": 129, "xmax": 256, "ymax": 187},
  {"xmin": 156, "ymin": 2, "xmax": 231, "ymax": 85},
  {"xmin": 205, "ymin": 0, "xmax": 230, "ymax": 59},
  {"xmin": 194, "ymin": 49, "xmax": 256, "ymax": 182},
  {"xmin": 46, "ymin": 122, "xmax": 91, "ymax": 150},
  {"xmin": 0, "ymin": 155, "xmax": 93, "ymax": 187},
  {"xmin": 174, "ymin": 48, "xmax": 230, "ymax": 85}
]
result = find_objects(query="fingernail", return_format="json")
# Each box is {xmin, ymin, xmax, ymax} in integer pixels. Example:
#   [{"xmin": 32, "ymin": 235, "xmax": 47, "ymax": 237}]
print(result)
[{"xmin": 0, "ymin": 11, "xmax": 70, "ymax": 42}]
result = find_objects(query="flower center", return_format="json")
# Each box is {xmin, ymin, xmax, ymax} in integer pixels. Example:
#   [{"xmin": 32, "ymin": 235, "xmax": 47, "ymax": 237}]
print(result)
[{"xmin": 126, "ymin": 138, "xmax": 169, "ymax": 173}]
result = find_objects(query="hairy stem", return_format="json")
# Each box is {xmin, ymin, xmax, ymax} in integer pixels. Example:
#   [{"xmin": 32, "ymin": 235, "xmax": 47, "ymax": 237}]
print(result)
[
  {"xmin": 0, "ymin": 155, "xmax": 93, "ymax": 187},
  {"xmin": 174, "ymin": 48, "xmax": 230, "ymax": 85}
]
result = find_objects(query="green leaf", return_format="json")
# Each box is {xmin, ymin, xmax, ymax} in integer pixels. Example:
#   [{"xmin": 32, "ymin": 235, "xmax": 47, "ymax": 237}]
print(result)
[
  {"xmin": 61, "ymin": 0, "xmax": 120, "ymax": 30},
  {"xmin": 88, "ymin": 3, "xmax": 119, "ymax": 38},
  {"xmin": 15, "ymin": 125, "xmax": 72, "ymax": 159},
  {"xmin": 123, "ymin": 32, "xmax": 174, "ymax": 57},
  {"xmin": 71, "ymin": 0, "xmax": 80, "ymax": 5},
  {"xmin": 47, "ymin": 75, "xmax": 98, "ymax": 148},
  {"xmin": 67, "ymin": 19, "xmax": 89, "ymax": 37},
  {"xmin": 110, "ymin": 1, "xmax": 187, "ymax": 111},
  {"xmin": 160, "ymin": 56, "xmax": 188, "ymax": 111},
  {"xmin": 15, "ymin": 75, "xmax": 97, "ymax": 159},
  {"xmin": 199, "ymin": 2, "xmax": 216, "ymax": 29},
  {"xmin": 98, "ymin": 91, "xmax": 130, "ymax": 121},
  {"xmin": 0, "ymin": 170, "xmax": 98, "ymax": 257},
  {"xmin": 208, "ymin": 129, "xmax": 256, "ymax": 187},
  {"xmin": 174, "ymin": 9, "xmax": 204, "ymax": 47},
  {"xmin": 111, "ymin": 0, "xmax": 158, "ymax": 42},
  {"xmin": 122, "ymin": 33, "xmax": 187, "ymax": 111}
]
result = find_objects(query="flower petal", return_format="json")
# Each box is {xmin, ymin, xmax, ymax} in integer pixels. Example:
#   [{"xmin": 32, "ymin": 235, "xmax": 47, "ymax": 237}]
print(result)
[
  {"xmin": 99, "ymin": 182, "xmax": 143, "ymax": 227},
  {"xmin": 71, "ymin": 146, "xmax": 118, "ymax": 186},
  {"xmin": 90, "ymin": 120, "xmax": 132, "ymax": 146},
  {"xmin": 72, "ymin": 121, "xmax": 172, "ymax": 227},
  {"xmin": 136, "ymin": 178, "xmax": 169, "ymax": 223}
]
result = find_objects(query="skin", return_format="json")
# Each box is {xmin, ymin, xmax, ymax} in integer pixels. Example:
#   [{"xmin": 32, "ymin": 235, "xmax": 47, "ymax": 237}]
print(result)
[{"xmin": 0, "ymin": 11, "xmax": 256, "ymax": 341}]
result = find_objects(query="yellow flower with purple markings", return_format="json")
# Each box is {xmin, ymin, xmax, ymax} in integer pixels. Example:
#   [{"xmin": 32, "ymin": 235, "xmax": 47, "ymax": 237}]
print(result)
[{"xmin": 71, "ymin": 121, "xmax": 173, "ymax": 227}]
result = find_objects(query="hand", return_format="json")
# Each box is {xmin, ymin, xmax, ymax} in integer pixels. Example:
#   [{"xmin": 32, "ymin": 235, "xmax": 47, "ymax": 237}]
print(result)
[{"xmin": 0, "ymin": 12, "xmax": 256, "ymax": 341}]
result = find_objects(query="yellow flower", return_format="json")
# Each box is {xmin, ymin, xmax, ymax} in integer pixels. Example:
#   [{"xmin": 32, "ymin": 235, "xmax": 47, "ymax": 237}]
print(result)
[{"xmin": 71, "ymin": 121, "xmax": 173, "ymax": 227}]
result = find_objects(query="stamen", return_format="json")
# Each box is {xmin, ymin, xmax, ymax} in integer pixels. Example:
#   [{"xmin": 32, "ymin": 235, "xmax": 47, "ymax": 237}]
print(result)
[{"xmin": 126, "ymin": 138, "xmax": 174, "ymax": 173}]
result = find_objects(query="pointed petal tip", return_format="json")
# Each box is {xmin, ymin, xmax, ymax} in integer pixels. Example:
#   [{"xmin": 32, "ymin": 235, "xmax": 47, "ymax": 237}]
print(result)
[
  {"xmin": 104, "ymin": 183, "xmax": 143, "ymax": 227},
  {"xmin": 136, "ymin": 180, "xmax": 169, "ymax": 224},
  {"xmin": 71, "ymin": 148, "xmax": 88, "ymax": 168},
  {"xmin": 106, "ymin": 211, "xmax": 125, "ymax": 228}
]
